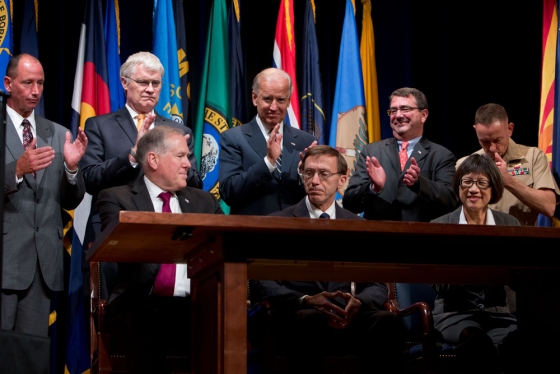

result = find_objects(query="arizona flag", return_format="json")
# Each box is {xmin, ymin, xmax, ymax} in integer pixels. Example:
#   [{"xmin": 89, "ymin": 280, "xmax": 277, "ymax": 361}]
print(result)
[
  {"xmin": 272, "ymin": 0, "xmax": 300, "ymax": 129},
  {"xmin": 538, "ymin": 0, "xmax": 560, "ymax": 227},
  {"xmin": 67, "ymin": 0, "xmax": 111, "ymax": 373},
  {"xmin": 329, "ymin": 0, "xmax": 368, "ymax": 197},
  {"xmin": 153, "ymin": 0, "xmax": 183, "ymax": 123},
  {"xmin": 0, "ymin": 0, "xmax": 13, "ymax": 80}
]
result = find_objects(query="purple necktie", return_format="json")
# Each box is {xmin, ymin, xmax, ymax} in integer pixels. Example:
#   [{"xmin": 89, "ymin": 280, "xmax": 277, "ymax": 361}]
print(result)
[
  {"xmin": 22, "ymin": 119, "xmax": 36, "ymax": 179},
  {"xmin": 152, "ymin": 192, "xmax": 177, "ymax": 296}
]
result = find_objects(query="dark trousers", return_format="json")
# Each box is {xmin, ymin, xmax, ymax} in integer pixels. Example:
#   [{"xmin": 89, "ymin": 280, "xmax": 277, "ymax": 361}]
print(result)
[
  {"xmin": 108, "ymin": 292, "xmax": 191, "ymax": 374},
  {"xmin": 271, "ymin": 308, "xmax": 407, "ymax": 374}
]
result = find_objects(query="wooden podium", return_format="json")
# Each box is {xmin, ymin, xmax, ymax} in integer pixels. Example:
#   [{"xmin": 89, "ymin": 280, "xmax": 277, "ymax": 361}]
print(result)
[{"xmin": 87, "ymin": 211, "xmax": 560, "ymax": 373}]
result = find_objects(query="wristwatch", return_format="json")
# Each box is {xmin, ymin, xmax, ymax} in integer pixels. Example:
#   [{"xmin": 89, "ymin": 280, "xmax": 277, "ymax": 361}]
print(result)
[{"xmin": 129, "ymin": 147, "xmax": 137, "ymax": 160}]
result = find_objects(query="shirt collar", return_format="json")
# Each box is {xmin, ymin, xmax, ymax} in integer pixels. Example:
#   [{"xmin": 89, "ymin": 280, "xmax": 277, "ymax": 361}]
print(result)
[
  {"xmin": 398, "ymin": 135, "xmax": 422, "ymax": 151},
  {"xmin": 125, "ymin": 104, "xmax": 154, "ymax": 121},
  {"xmin": 144, "ymin": 176, "xmax": 176, "ymax": 202},
  {"xmin": 305, "ymin": 196, "xmax": 337, "ymax": 219},
  {"xmin": 255, "ymin": 115, "xmax": 284, "ymax": 140},
  {"xmin": 459, "ymin": 206, "xmax": 496, "ymax": 225},
  {"xmin": 7, "ymin": 105, "xmax": 36, "ymax": 131}
]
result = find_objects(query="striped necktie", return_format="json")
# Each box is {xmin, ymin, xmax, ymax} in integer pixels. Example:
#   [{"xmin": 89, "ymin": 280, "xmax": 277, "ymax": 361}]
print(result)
[
  {"xmin": 275, "ymin": 152, "xmax": 282, "ymax": 178},
  {"xmin": 22, "ymin": 119, "xmax": 36, "ymax": 179}
]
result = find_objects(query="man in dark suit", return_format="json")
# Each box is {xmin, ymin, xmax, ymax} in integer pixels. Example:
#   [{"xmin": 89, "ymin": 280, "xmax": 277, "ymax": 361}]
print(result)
[
  {"xmin": 219, "ymin": 67, "xmax": 317, "ymax": 215},
  {"xmin": 2, "ymin": 54, "xmax": 87, "ymax": 337},
  {"xmin": 97, "ymin": 125, "xmax": 223, "ymax": 374},
  {"xmin": 81, "ymin": 51, "xmax": 202, "ymax": 239},
  {"xmin": 252, "ymin": 146, "xmax": 407, "ymax": 373},
  {"xmin": 343, "ymin": 87, "xmax": 458, "ymax": 222}
]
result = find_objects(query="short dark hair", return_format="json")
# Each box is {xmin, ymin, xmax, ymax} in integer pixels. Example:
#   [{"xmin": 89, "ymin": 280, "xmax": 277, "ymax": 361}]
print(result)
[
  {"xmin": 389, "ymin": 87, "xmax": 428, "ymax": 110},
  {"xmin": 302, "ymin": 145, "xmax": 347, "ymax": 175},
  {"xmin": 136, "ymin": 125, "xmax": 185, "ymax": 168},
  {"xmin": 474, "ymin": 103, "xmax": 508, "ymax": 126},
  {"xmin": 454, "ymin": 153, "xmax": 504, "ymax": 204}
]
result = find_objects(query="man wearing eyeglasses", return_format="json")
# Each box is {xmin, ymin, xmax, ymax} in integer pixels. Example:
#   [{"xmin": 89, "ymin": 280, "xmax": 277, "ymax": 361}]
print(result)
[
  {"xmin": 81, "ymin": 51, "xmax": 202, "ymax": 239},
  {"xmin": 343, "ymin": 87, "xmax": 458, "ymax": 222},
  {"xmin": 255, "ymin": 146, "xmax": 407, "ymax": 373},
  {"xmin": 458, "ymin": 103, "xmax": 560, "ymax": 226}
]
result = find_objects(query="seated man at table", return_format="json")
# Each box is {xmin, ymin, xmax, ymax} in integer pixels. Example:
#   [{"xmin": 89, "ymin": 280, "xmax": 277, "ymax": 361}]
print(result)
[
  {"xmin": 96, "ymin": 125, "xmax": 223, "ymax": 374},
  {"xmin": 251, "ymin": 145, "xmax": 407, "ymax": 373}
]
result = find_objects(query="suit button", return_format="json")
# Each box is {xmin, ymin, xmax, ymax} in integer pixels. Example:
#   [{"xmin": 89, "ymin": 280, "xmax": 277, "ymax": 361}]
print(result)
[{"xmin": 36, "ymin": 227, "xmax": 40, "ymax": 232}]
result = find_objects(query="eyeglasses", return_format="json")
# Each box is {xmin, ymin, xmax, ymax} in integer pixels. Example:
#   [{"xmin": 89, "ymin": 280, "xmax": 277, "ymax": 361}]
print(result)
[
  {"xmin": 126, "ymin": 77, "xmax": 162, "ymax": 89},
  {"xmin": 302, "ymin": 169, "xmax": 342, "ymax": 181},
  {"xmin": 459, "ymin": 178, "xmax": 491, "ymax": 190},
  {"xmin": 387, "ymin": 106, "xmax": 421, "ymax": 116}
]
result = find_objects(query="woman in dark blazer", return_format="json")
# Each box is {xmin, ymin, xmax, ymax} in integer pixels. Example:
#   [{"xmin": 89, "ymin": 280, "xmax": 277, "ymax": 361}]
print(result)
[{"xmin": 430, "ymin": 154, "xmax": 520, "ymax": 374}]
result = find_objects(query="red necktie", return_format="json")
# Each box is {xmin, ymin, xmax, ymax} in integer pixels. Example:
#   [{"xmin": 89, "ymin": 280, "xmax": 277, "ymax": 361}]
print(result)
[
  {"xmin": 152, "ymin": 192, "xmax": 177, "ymax": 296},
  {"xmin": 399, "ymin": 141, "xmax": 409, "ymax": 171},
  {"xmin": 22, "ymin": 119, "xmax": 36, "ymax": 179}
]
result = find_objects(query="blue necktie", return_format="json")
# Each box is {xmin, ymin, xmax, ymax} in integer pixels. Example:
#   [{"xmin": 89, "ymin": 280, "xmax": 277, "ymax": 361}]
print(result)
[
  {"xmin": 275, "ymin": 152, "xmax": 282, "ymax": 178},
  {"xmin": 319, "ymin": 213, "xmax": 330, "ymax": 219}
]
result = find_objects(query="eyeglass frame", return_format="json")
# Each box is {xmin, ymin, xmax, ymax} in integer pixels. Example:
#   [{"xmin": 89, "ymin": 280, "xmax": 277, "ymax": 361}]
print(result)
[
  {"xmin": 302, "ymin": 168, "xmax": 343, "ymax": 181},
  {"xmin": 387, "ymin": 106, "xmax": 423, "ymax": 116},
  {"xmin": 125, "ymin": 76, "xmax": 162, "ymax": 89},
  {"xmin": 459, "ymin": 178, "xmax": 491, "ymax": 190}
]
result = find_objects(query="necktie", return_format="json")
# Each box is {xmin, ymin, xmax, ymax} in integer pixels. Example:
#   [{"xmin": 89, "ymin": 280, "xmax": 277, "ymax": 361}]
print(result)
[
  {"xmin": 22, "ymin": 119, "xmax": 36, "ymax": 179},
  {"xmin": 399, "ymin": 141, "xmax": 409, "ymax": 171},
  {"xmin": 319, "ymin": 212, "xmax": 330, "ymax": 219},
  {"xmin": 153, "ymin": 192, "xmax": 177, "ymax": 296},
  {"xmin": 275, "ymin": 152, "xmax": 282, "ymax": 178},
  {"xmin": 136, "ymin": 113, "xmax": 146, "ymax": 131}
]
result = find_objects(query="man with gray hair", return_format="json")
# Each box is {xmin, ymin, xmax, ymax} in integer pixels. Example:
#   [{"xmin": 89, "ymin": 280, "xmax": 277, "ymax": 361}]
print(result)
[
  {"xmin": 219, "ymin": 67, "xmax": 317, "ymax": 215},
  {"xmin": 81, "ymin": 51, "xmax": 202, "ymax": 238},
  {"xmin": 97, "ymin": 125, "xmax": 222, "ymax": 374}
]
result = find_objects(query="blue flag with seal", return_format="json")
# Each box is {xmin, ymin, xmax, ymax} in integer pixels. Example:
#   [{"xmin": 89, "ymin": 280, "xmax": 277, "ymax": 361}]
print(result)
[
  {"xmin": 153, "ymin": 0, "xmax": 183, "ymax": 123},
  {"xmin": 329, "ymin": 0, "xmax": 368, "ymax": 203}
]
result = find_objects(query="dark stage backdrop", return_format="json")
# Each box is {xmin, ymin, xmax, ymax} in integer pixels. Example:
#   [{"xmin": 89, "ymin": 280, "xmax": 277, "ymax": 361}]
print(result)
[{"xmin": 11, "ymin": 0, "xmax": 541, "ymax": 160}]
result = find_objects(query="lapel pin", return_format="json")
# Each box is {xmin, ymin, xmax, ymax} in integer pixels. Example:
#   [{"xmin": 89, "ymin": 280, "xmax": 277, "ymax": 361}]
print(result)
[
  {"xmin": 185, "ymin": 198, "xmax": 190, "ymax": 203},
  {"xmin": 291, "ymin": 142, "xmax": 296, "ymax": 146}
]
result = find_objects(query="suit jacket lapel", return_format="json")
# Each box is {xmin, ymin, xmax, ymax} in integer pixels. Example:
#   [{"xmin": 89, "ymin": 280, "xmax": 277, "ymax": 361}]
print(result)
[
  {"xmin": 382, "ymin": 138, "xmax": 402, "ymax": 174},
  {"xmin": 281, "ymin": 125, "xmax": 299, "ymax": 174},
  {"xmin": 177, "ymin": 189, "xmax": 193, "ymax": 212},
  {"xmin": 245, "ymin": 119, "xmax": 268, "ymax": 158},
  {"xmin": 411, "ymin": 137, "xmax": 429, "ymax": 168},
  {"xmin": 5, "ymin": 116, "xmax": 24, "ymax": 167},
  {"xmin": 293, "ymin": 198, "xmax": 310, "ymax": 217},
  {"xmin": 34, "ymin": 117, "xmax": 52, "ymax": 186},
  {"xmin": 116, "ymin": 106, "xmax": 138, "ymax": 145},
  {"xmin": 131, "ymin": 179, "xmax": 157, "ymax": 212}
]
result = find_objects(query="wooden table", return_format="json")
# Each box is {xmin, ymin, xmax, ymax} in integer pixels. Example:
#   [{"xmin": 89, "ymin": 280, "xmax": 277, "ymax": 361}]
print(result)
[{"xmin": 87, "ymin": 212, "xmax": 560, "ymax": 373}]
